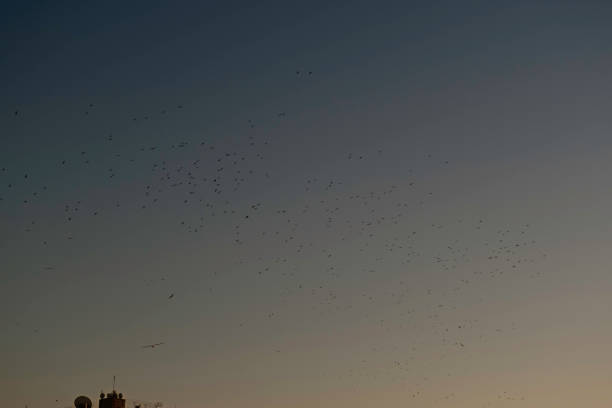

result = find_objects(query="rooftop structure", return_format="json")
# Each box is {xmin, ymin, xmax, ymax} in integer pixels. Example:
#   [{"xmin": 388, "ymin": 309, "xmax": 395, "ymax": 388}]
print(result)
[{"xmin": 98, "ymin": 390, "xmax": 125, "ymax": 408}]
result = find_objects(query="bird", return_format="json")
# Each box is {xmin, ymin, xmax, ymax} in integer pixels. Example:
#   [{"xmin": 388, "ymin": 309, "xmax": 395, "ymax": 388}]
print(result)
[
  {"xmin": 168, "ymin": 293, "xmax": 174, "ymax": 299},
  {"xmin": 141, "ymin": 342, "xmax": 165, "ymax": 349}
]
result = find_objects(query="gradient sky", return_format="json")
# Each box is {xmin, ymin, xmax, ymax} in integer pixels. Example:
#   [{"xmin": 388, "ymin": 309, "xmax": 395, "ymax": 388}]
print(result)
[{"xmin": 2, "ymin": 1, "xmax": 612, "ymax": 407}]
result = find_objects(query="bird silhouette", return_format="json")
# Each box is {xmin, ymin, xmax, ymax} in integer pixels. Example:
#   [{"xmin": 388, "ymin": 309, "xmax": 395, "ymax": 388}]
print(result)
[{"xmin": 141, "ymin": 342, "xmax": 165, "ymax": 349}]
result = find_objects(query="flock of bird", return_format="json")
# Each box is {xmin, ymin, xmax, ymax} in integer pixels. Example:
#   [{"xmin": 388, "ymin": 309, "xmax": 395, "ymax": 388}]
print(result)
[{"xmin": 3, "ymin": 69, "xmax": 546, "ymax": 407}]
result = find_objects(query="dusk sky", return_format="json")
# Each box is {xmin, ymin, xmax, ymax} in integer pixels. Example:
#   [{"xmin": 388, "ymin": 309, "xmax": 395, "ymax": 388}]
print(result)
[{"xmin": 2, "ymin": 1, "xmax": 612, "ymax": 407}]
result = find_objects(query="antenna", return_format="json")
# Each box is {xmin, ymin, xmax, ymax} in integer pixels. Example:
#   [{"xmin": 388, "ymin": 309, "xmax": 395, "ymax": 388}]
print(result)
[{"xmin": 113, "ymin": 375, "xmax": 116, "ymax": 391}]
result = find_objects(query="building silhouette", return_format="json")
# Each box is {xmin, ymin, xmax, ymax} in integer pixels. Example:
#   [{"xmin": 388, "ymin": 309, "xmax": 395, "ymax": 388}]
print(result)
[
  {"xmin": 74, "ymin": 388, "xmax": 158, "ymax": 408},
  {"xmin": 99, "ymin": 391, "xmax": 126, "ymax": 408},
  {"xmin": 73, "ymin": 390, "xmax": 127, "ymax": 408}
]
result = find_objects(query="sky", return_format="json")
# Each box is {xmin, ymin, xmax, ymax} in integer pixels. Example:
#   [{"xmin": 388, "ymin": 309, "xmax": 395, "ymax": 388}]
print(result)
[{"xmin": 1, "ymin": 1, "xmax": 612, "ymax": 407}]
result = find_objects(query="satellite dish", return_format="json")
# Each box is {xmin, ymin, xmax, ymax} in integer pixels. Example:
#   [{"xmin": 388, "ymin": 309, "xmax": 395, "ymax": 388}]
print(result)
[{"xmin": 74, "ymin": 396, "xmax": 92, "ymax": 408}]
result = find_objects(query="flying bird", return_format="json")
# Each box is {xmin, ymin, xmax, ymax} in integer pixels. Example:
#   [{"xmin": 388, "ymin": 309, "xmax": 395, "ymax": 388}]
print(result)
[{"xmin": 141, "ymin": 342, "xmax": 165, "ymax": 349}]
